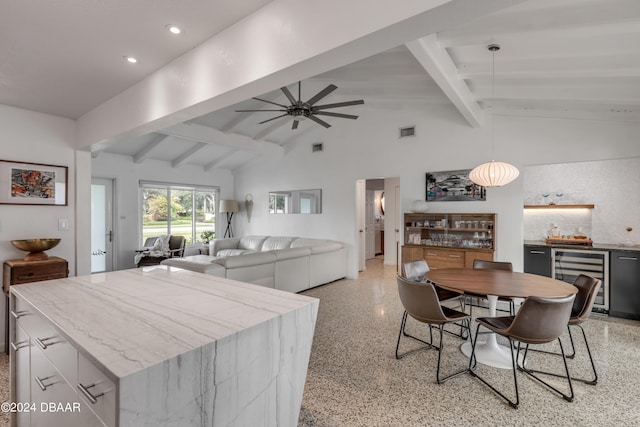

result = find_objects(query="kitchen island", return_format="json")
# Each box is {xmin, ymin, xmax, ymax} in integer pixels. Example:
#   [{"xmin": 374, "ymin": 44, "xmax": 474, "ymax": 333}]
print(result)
[{"xmin": 9, "ymin": 266, "xmax": 319, "ymax": 427}]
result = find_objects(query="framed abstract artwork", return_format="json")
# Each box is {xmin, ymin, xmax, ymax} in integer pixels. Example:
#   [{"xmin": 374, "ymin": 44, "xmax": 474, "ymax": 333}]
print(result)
[
  {"xmin": 426, "ymin": 169, "xmax": 486, "ymax": 202},
  {"xmin": 0, "ymin": 159, "xmax": 68, "ymax": 206}
]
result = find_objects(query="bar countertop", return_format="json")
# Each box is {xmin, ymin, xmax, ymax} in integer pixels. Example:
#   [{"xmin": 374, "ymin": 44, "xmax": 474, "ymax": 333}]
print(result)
[{"xmin": 525, "ymin": 240, "xmax": 640, "ymax": 252}]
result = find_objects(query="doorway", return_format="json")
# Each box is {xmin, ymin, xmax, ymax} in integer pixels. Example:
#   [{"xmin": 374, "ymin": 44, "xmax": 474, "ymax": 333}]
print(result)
[
  {"xmin": 356, "ymin": 177, "xmax": 400, "ymax": 272},
  {"xmin": 91, "ymin": 178, "xmax": 115, "ymax": 273}
]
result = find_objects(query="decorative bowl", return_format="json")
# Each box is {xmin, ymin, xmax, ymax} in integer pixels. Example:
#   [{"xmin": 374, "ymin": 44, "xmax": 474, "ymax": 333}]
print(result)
[
  {"xmin": 410, "ymin": 200, "xmax": 429, "ymax": 213},
  {"xmin": 11, "ymin": 238, "xmax": 61, "ymax": 261}
]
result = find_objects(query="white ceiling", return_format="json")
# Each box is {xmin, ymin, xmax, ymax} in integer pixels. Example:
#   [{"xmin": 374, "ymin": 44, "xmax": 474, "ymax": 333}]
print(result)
[{"xmin": 3, "ymin": 0, "xmax": 640, "ymax": 171}]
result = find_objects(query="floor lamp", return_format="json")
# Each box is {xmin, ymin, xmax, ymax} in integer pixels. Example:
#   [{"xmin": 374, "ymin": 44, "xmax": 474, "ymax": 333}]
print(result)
[{"xmin": 220, "ymin": 200, "xmax": 239, "ymax": 238}]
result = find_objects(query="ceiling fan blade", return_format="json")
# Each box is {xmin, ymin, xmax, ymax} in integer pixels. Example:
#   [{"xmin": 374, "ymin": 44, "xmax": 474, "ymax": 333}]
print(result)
[
  {"xmin": 315, "ymin": 111, "xmax": 358, "ymax": 120},
  {"xmin": 307, "ymin": 115, "xmax": 331, "ymax": 128},
  {"xmin": 292, "ymin": 120, "xmax": 299, "ymax": 130},
  {"xmin": 306, "ymin": 84, "xmax": 337, "ymax": 106},
  {"xmin": 313, "ymin": 100, "xmax": 364, "ymax": 110},
  {"xmin": 252, "ymin": 97, "xmax": 288, "ymax": 108},
  {"xmin": 258, "ymin": 113, "xmax": 289, "ymax": 124},
  {"xmin": 235, "ymin": 109, "xmax": 287, "ymax": 112},
  {"xmin": 281, "ymin": 86, "xmax": 297, "ymax": 105}
]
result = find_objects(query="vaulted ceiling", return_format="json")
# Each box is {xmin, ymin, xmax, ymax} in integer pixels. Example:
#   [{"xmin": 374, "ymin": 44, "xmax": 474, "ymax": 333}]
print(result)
[{"xmin": 3, "ymin": 0, "xmax": 640, "ymax": 171}]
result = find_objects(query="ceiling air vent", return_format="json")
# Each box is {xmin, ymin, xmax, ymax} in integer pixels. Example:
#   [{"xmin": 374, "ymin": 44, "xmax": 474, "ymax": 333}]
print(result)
[
  {"xmin": 399, "ymin": 126, "xmax": 416, "ymax": 138},
  {"xmin": 312, "ymin": 143, "xmax": 324, "ymax": 152}
]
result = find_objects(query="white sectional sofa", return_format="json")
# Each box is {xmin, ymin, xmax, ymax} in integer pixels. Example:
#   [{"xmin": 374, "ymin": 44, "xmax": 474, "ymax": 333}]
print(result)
[{"xmin": 160, "ymin": 235, "xmax": 347, "ymax": 293}]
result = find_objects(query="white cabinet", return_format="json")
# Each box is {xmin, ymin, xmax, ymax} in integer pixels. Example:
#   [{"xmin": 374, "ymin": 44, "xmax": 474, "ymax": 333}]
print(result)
[
  {"xmin": 12, "ymin": 324, "xmax": 31, "ymax": 427},
  {"xmin": 10, "ymin": 295, "xmax": 112, "ymax": 427},
  {"xmin": 30, "ymin": 344, "xmax": 78, "ymax": 427}
]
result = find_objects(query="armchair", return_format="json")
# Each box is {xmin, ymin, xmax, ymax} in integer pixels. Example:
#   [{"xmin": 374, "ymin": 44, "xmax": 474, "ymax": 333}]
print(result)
[{"xmin": 135, "ymin": 235, "xmax": 186, "ymax": 267}]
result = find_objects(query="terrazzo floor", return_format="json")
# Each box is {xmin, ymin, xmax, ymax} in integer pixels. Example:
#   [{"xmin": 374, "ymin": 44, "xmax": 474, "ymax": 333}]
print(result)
[
  {"xmin": 1, "ymin": 258, "xmax": 639, "ymax": 426},
  {"xmin": 298, "ymin": 258, "xmax": 640, "ymax": 426}
]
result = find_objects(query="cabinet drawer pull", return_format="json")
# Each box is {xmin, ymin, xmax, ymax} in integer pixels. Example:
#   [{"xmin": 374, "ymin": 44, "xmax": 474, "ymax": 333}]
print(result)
[
  {"xmin": 10, "ymin": 310, "xmax": 29, "ymax": 319},
  {"xmin": 35, "ymin": 375, "xmax": 55, "ymax": 391},
  {"xmin": 529, "ymin": 250, "xmax": 545, "ymax": 254},
  {"xmin": 35, "ymin": 337, "xmax": 57, "ymax": 350},
  {"xmin": 77, "ymin": 383, "xmax": 104, "ymax": 404},
  {"xmin": 10, "ymin": 341, "xmax": 29, "ymax": 352},
  {"xmin": 448, "ymin": 255, "xmax": 461, "ymax": 258},
  {"xmin": 618, "ymin": 256, "xmax": 638, "ymax": 261}
]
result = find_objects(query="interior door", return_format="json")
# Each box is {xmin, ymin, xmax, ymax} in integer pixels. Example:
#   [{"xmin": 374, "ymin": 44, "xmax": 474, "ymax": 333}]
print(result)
[
  {"xmin": 91, "ymin": 178, "xmax": 114, "ymax": 273},
  {"xmin": 356, "ymin": 179, "xmax": 366, "ymax": 271},
  {"xmin": 365, "ymin": 189, "xmax": 376, "ymax": 259},
  {"xmin": 394, "ymin": 184, "xmax": 401, "ymax": 272}
]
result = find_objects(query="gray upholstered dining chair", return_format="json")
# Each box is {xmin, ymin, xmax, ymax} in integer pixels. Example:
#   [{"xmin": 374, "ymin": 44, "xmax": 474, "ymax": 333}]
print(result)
[
  {"xmin": 524, "ymin": 274, "xmax": 601, "ymax": 385},
  {"xmin": 468, "ymin": 294, "xmax": 576, "ymax": 409},
  {"xmin": 402, "ymin": 259, "xmax": 467, "ymax": 338},
  {"xmin": 402, "ymin": 260, "xmax": 463, "ymax": 304},
  {"xmin": 471, "ymin": 259, "xmax": 515, "ymax": 315},
  {"xmin": 395, "ymin": 274, "xmax": 471, "ymax": 384}
]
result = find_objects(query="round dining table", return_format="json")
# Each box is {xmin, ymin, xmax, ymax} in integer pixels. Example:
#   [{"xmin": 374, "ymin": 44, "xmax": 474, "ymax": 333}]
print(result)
[{"xmin": 425, "ymin": 268, "xmax": 578, "ymax": 369}]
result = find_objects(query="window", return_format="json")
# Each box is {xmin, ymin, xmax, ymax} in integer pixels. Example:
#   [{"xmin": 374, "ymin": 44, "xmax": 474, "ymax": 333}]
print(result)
[
  {"xmin": 269, "ymin": 192, "xmax": 290, "ymax": 214},
  {"xmin": 140, "ymin": 183, "xmax": 218, "ymax": 245}
]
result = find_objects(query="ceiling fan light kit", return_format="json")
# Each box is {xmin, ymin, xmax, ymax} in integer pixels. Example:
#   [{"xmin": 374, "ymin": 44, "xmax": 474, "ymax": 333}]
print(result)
[
  {"xmin": 470, "ymin": 43, "xmax": 519, "ymax": 188},
  {"xmin": 235, "ymin": 81, "xmax": 364, "ymax": 129}
]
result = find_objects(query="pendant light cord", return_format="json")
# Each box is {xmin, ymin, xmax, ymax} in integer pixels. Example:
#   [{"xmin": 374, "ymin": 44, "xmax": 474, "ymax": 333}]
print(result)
[{"xmin": 489, "ymin": 44, "xmax": 500, "ymax": 159}]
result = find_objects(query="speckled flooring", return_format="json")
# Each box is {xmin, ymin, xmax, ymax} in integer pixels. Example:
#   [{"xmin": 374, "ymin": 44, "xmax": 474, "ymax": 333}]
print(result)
[
  {"xmin": 1, "ymin": 259, "xmax": 638, "ymax": 427},
  {"xmin": 298, "ymin": 258, "xmax": 640, "ymax": 426}
]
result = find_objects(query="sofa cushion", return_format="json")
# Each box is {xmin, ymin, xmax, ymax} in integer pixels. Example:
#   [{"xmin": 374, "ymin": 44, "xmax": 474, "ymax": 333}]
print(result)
[
  {"xmin": 216, "ymin": 249, "xmax": 256, "ymax": 257},
  {"xmin": 290, "ymin": 238, "xmax": 343, "ymax": 254},
  {"xmin": 160, "ymin": 256, "xmax": 225, "ymax": 275},
  {"xmin": 238, "ymin": 236, "xmax": 268, "ymax": 251},
  {"xmin": 271, "ymin": 247, "xmax": 311, "ymax": 261},
  {"xmin": 214, "ymin": 251, "xmax": 276, "ymax": 268},
  {"xmin": 261, "ymin": 237, "xmax": 294, "ymax": 251},
  {"xmin": 210, "ymin": 237, "xmax": 241, "ymax": 256}
]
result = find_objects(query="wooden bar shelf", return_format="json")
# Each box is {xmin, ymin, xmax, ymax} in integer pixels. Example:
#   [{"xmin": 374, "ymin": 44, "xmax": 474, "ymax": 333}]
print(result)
[{"xmin": 523, "ymin": 204, "xmax": 595, "ymax": 210}]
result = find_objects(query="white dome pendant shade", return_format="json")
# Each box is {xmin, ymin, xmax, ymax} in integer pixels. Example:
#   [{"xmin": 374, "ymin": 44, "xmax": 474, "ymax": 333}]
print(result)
[
  {"xmin": 469, "ymin": 160, "xmax": 520, "ymax": 187},
  {"xmin": 469, "ymin": 44, "xmax": 519, "ymax": 188}
]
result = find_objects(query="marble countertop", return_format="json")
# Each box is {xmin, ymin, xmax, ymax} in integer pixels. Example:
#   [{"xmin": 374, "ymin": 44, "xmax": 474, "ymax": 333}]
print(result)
[
  {"xmin": 11, "ymin": 266, "xmax": 319, "ymax": 381},
  {"xmin": 524, "ymin": 240, "xmax": 640, "ymax": 252}
]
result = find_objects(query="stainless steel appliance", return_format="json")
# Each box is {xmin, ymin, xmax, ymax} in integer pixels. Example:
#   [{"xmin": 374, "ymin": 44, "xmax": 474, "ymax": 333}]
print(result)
[{"xmin": 551, "ymin": 248, "xmax": 609, "ymax": 313}]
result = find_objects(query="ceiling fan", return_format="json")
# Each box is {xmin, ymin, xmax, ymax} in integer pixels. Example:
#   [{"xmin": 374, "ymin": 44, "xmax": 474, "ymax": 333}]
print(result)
[{"xmin": 235, "ymin": 81, "xmax": 364, "ymax": 129}]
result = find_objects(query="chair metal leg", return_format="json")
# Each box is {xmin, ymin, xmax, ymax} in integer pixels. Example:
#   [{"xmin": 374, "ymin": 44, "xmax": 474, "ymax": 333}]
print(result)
[
  {"xmin": 468, "ymin": 324, "xmax": 520, "ymax": 408},
  {"xmin": 396, "ymin": 311, "xmax": 471, "ymax": 383},
  {"xmin": 395, "ymin": 311, "xmax": 434, "ymax": 359},
  {"xmin": 436, "ymin": 298, "xmax": 468, "ymax": 341},
  {"xmin": 436, "ymin": 321, "xmax": 472, "ymax": 384},
  {"xmin": 517, "ymin": 339, "xmax": 575, "ymax": 402},
  {"xmin": 521, "ymin": 324, "xmax": 597, "ymax": 385},
  {"xmin": 576, "ymin": 324, "xmax": 598, "ymax": 385}
]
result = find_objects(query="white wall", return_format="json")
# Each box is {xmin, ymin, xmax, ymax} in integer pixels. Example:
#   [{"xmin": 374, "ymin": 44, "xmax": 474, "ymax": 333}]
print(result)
[
  {"xmin": 91, "ymin": 152, "xmax": 234, "ymax": 270},
  {"xmin": 0, "ymin": 104, "xmax": 79, "ymax": 352},
  {"xmin": 523, "ymin": 158, "xmax": 640, "ymax": 244},
  {"xmin": 233, "ymin": 104, "xmax": 640, "ymax": 277},
  {"xmin": 0, "ymin": 105, "xmax": 78, "ymax": 268}
]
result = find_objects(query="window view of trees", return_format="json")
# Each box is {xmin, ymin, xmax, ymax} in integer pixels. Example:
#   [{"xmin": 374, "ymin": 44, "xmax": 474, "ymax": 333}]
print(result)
[
  {"xmin": 269, "ymin": 193, "xmax": 288, "ymax": 213},
  {"xmin": 141, "ymin": 185, "xmax": 217, "ymax": 245}
]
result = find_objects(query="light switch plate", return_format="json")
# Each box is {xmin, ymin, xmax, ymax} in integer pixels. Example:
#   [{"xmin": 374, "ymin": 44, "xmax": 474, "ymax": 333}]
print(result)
[{"xmin": 58, "ymin": 218, "xmax": 69, "ymax": 231}]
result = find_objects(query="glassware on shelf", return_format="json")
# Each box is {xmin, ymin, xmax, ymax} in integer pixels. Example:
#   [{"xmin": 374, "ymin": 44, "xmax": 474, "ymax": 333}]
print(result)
[
  {"xmin": 542, "ymin": 192, "xmax": 550, "ymax": 204},
  {"xmin": 572, "ymin": 227, "xmax": 587, "ymax": 239},
  {"xmin": 555, "ymin": 190, "xmax": 564, "ymax": 205}
]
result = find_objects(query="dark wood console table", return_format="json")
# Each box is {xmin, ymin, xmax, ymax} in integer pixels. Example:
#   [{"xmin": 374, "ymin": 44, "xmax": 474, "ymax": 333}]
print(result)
[{"xmin": 3, "ymin": 256, "xmax": 68, "ymax": 353}]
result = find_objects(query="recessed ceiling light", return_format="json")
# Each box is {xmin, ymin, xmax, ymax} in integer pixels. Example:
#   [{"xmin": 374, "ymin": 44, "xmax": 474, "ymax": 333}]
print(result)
[
  {"xmin": 166, "ymin": 25, "xmax": 184, "ymax": 35},
  {"xmin": 123, "ymin": 56, "xmax": 138, "ymax": 64}
]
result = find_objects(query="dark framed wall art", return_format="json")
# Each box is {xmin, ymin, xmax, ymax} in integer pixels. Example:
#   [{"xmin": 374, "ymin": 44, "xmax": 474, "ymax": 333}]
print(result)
[
  {"xmin": 0, "ymin": 159, "xmax": 68, "ymax": 206},
  {"xmin": 426, "ymin": 169, "xmax": 486, "ymax": 202}
]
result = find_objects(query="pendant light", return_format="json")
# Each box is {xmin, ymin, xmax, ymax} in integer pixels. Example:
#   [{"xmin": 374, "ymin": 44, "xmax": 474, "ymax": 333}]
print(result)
[{"xmin": 469, "ymin": 44, "xmax": 519, "ymax": 188}]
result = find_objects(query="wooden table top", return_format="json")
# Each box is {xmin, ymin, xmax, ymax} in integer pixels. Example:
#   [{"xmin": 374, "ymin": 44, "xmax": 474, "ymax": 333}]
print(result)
[{"xmin": 425, "ymin": 268, "xmax": 578, "ymax": 299}]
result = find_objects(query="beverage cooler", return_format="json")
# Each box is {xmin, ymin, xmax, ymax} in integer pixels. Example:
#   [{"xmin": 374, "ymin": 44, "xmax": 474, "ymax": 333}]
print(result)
[{"xmin": 551, "ymin": 248, "xmax": 609, "ymax": 313}]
